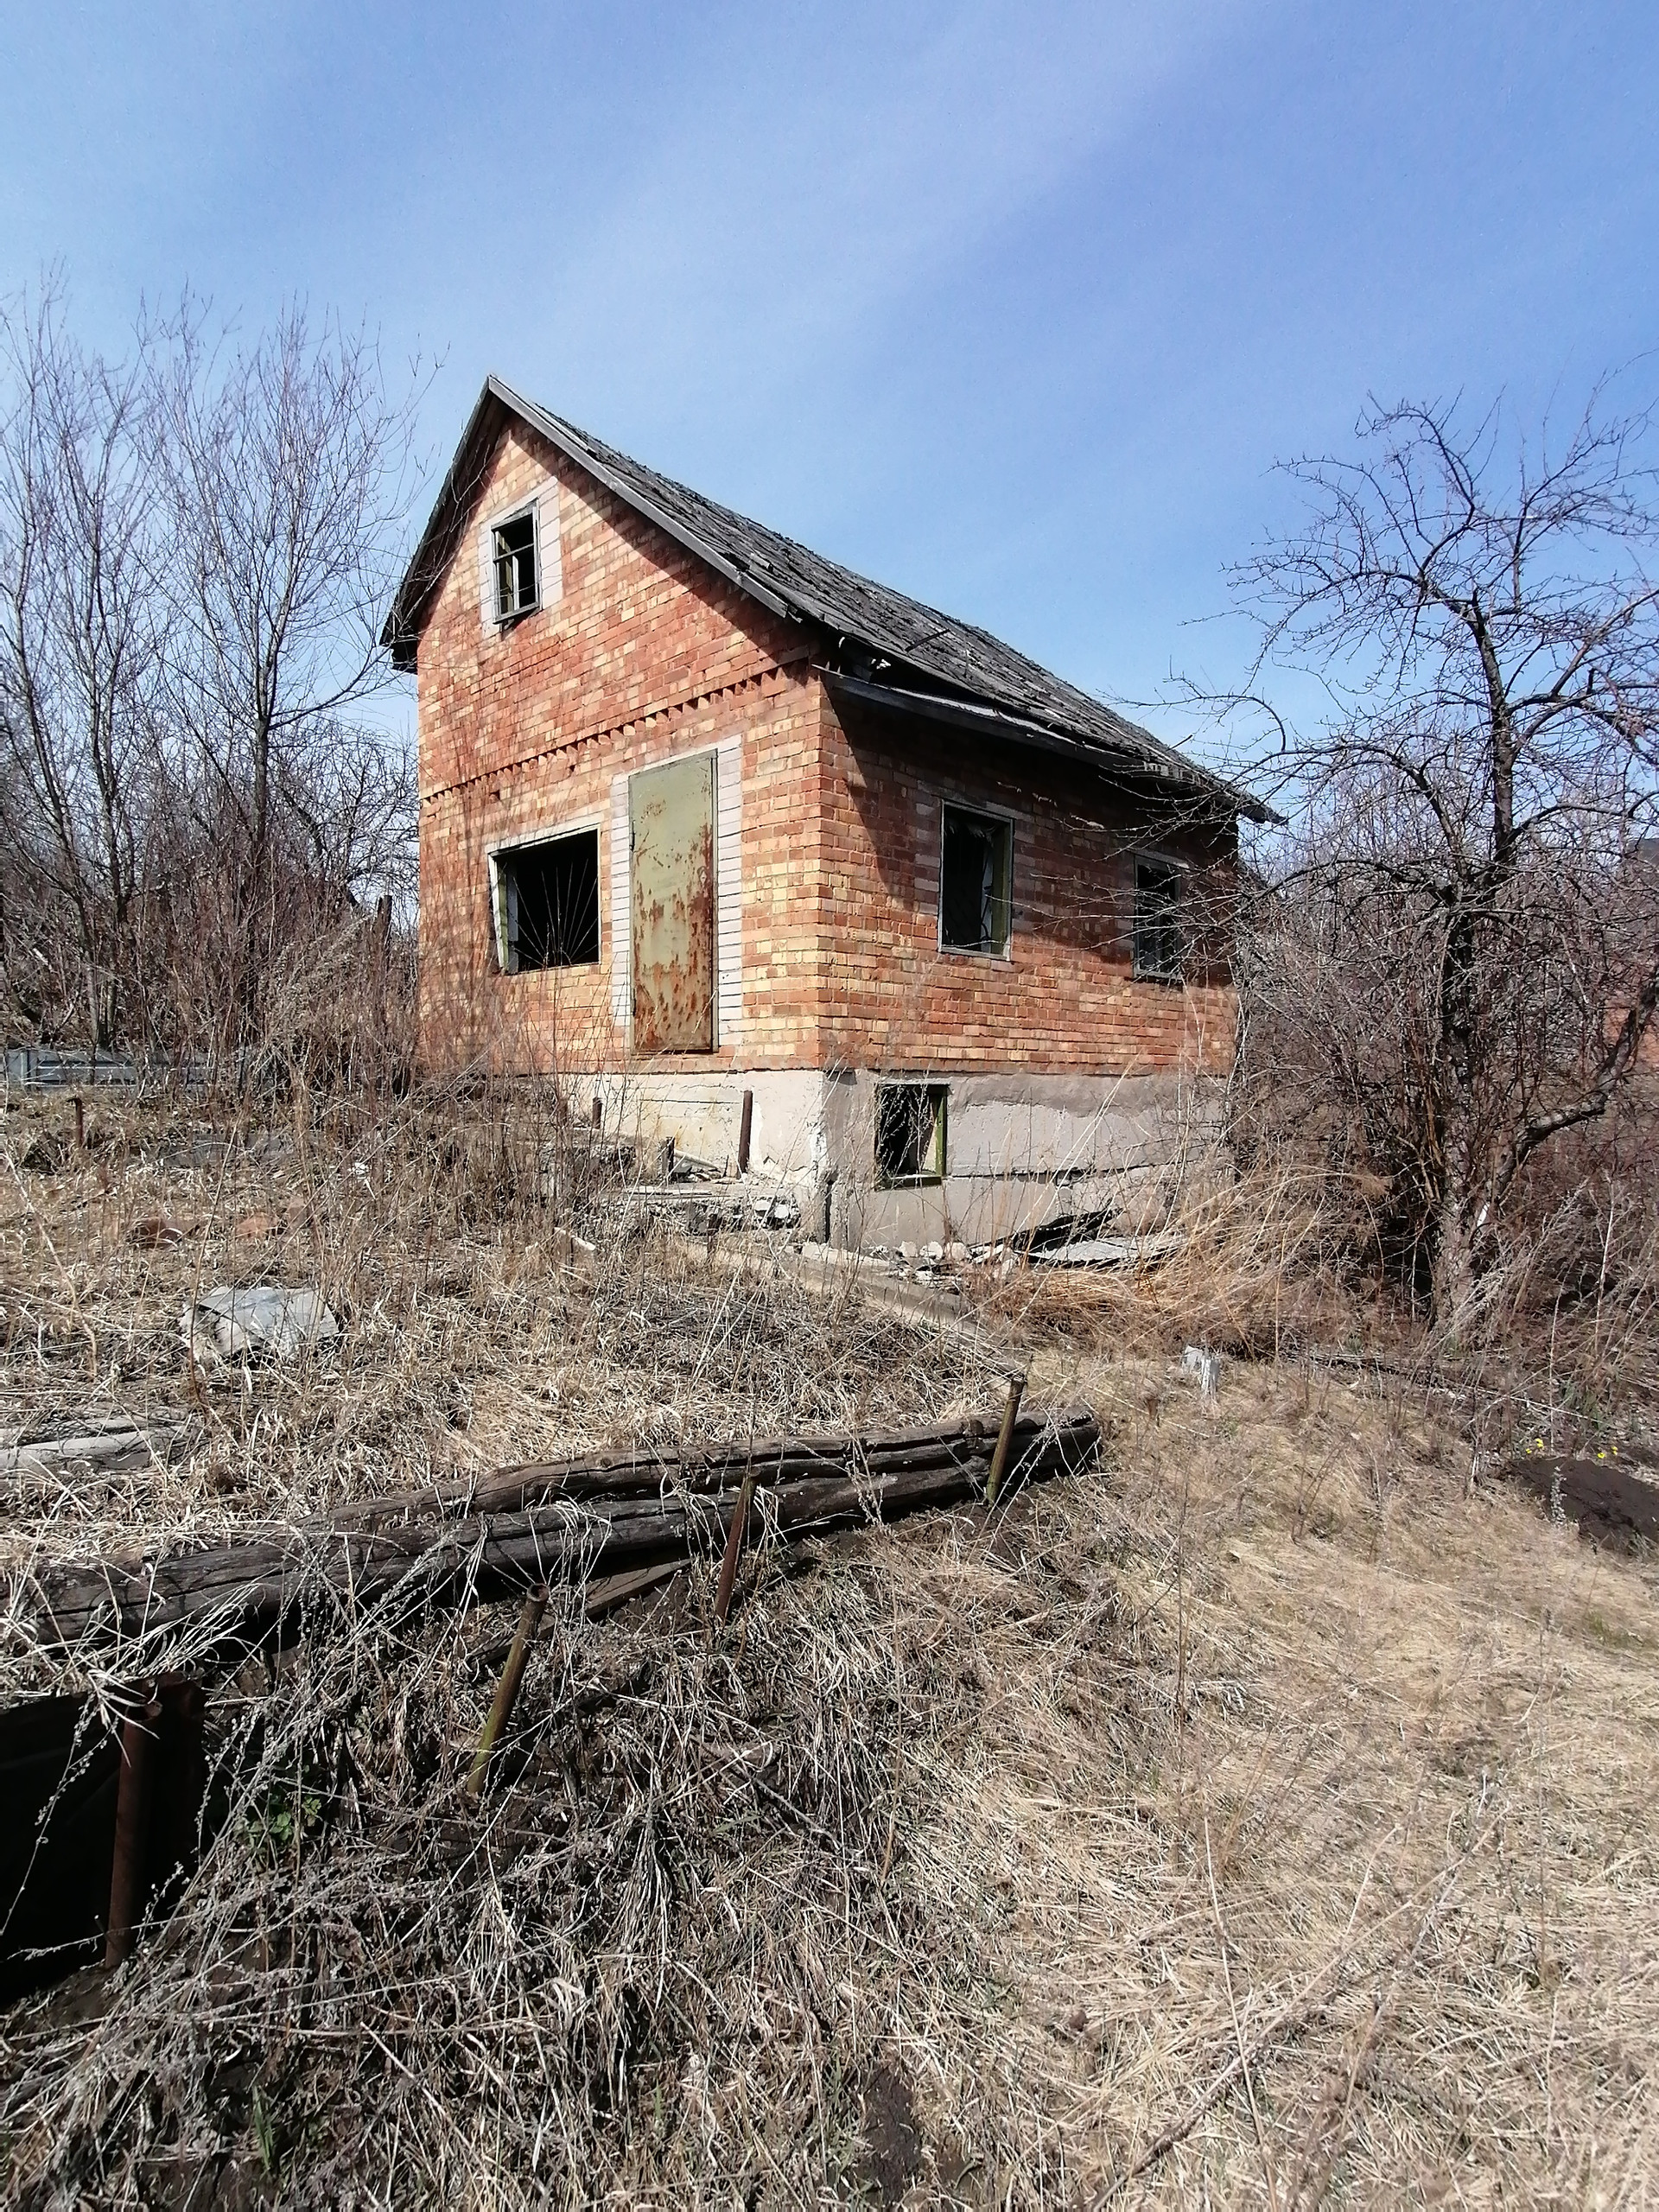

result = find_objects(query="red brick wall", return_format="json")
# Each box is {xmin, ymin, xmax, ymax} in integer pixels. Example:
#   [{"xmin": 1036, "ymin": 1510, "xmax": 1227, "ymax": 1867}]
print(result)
[
  {"xmin": 815, "ymin": 689, "xmax": 1237, "ymax": 1077},
  {"xmin": 416, "ymin": 420, "xmax": 825, "ymax": 1073},
  {"xmin": 415, "ymin": 418, "xmax": 1236, "ymax": 1078}
]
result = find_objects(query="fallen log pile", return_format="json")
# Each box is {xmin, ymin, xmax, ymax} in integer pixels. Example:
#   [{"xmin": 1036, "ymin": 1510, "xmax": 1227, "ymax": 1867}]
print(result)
[
  {"xmin": 27, "ymin": 1402, "xmax": 1103, "ymax": 1659},
  {"xmin": 5, "ymin": 1399, "xmax": 1102, "ymax": 1998}
]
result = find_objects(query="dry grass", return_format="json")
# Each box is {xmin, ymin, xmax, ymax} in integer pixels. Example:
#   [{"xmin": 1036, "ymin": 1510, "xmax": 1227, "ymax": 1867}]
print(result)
[
  {"xmin": 0, "ymin": 1083, "xmax": 995, "ymax": 1636},
  {"xmin": 2, "ymin": 1082, "xmax": 1656, "ymax": 2205}
]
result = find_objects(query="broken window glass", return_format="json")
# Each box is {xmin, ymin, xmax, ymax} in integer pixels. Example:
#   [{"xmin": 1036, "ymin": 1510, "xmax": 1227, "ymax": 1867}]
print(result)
[
  {"xmin": 874, "ymin": 1083, "xmax": 948, "ymax": 1186},
  {"xmin": 496, "ymin": 830, "xmax": 601, "ymax": 972},
  {"xmin": 493, "ymin": 509, "xmax": 538, "ymax": 620},
  {"xmin": 1133, "ymin": 855, "xmax": 1184, "ymax": 982},
  {"xmin": 939, "ymin": 804, "xmax": 1013, "ymax": 955}
]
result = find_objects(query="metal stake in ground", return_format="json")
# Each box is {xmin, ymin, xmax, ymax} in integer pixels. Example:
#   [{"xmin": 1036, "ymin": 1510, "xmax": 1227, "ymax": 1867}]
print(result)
[
  {"xmin": 464, "ymin": 1586, "xmax": 548, "ymax": 1807},
  {"xmin": 984, "ymin": 1372, "xmax": 1027, "ymax": 1509},
  {"xmin": 105, "ymin": 1694, "xmax": 162, "ymax": 1968},
  {"xmin": 714, "ymin": 1471, "xmax": 758, "ymax": 1628}
]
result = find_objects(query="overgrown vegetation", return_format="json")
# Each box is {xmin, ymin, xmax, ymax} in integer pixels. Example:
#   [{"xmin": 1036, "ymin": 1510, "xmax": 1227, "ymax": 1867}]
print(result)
[
  {"xmin": 1208, "ymin": 391, "xmax": 1659, "ymax": 1331},
  {"xmin": 0, "ymin": 277, "xmax": 421, "ymax": 1076},
  {"xmin": 0, "ymin": 1076, "xmax": 1655, "ymax": 2204},
  {"xmin": 3, "ymin": 305, "xmax": 1657, "ymax": 2200}
]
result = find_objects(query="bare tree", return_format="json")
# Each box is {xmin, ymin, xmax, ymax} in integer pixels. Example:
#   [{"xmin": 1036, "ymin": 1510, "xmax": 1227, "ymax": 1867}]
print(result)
[
  {"xmin": 154, "ymin": 301, "xmax": 424, "ymax": 1056},
  {"xmin": 0, "ymin": 282, "xmax": 166, "ymax": 1052},
  {"xmin": 1224, "ymin": 392, "xmax": 1659, "ymax": 1326}
]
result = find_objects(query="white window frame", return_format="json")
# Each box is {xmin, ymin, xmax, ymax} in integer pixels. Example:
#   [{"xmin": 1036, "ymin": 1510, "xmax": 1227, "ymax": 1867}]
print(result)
[
  {"xmin": 937, "ymin": 798, "xmax": 1016, "ymax": 960},
  {"xmin": 487, "ymin": 813, "xmax": 603, "ymax": 976},
  {"xmin": 479, "ymin": 480, "xmax": 562, "ymax": 639},
  {"xmin": 490, "ymin": 500, "xmax": 541, "ymax": 624}
]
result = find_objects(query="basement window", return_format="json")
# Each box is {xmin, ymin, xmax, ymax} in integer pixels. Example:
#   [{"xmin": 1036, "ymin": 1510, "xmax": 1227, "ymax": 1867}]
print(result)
[
  {"xmin": 494, "ymin": 830, "xmax": 601, "ymax": 972},
  {"xmin": 874, "ymin": 1083, "xmax": 948, "ymax": 1187},
  {"xmin": 939, "ymin": 804, "xmax": 1013, "ymax": 956},
  {"xmin": 493, "ymin": 508, "xmax": 539, "ymax": 620},
  {"xmin": 1133, "ymin": 855, "xmax": 1185, "ymax": 983}
]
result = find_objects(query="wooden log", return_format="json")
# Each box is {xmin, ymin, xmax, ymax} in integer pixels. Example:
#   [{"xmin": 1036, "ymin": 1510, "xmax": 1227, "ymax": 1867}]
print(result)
[
  {"xmin": 28, "ymin": 1408, "xmax": 1101, "ymax": 1658},
  {"xmin": 336, "ymin": 1409, "xmax": 1001, "ymax": 1529}
]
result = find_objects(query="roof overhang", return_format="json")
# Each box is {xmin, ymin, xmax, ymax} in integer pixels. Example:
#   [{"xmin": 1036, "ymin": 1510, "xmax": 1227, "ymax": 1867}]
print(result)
[{"xmin": 821, "ymin": 670, "xmax": 1274, "ymax": 824}]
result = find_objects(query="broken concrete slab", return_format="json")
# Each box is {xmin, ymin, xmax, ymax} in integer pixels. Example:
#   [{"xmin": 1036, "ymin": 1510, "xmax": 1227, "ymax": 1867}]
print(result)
[
  {"xmin": 627, "ymin": 1183, "xmax": 802, "ymax": 1232},
  {"xmin": 1022, "ymin": 1228, "xmax": 1186, "ymax": 1269},
  {"xmin": 181, "ymin": 1286, "xmax": 340, "ymax": 1365}
]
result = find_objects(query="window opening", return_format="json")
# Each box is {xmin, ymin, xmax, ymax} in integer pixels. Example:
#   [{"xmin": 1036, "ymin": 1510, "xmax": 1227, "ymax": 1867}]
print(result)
[
  {"xmin": 940, "ymin": 804, "xmax": 1012, "ymax": 955},
  {"xmin": 1133, "ymin": 856, "xmax": 1184, "ymax": 982},
  {"xmin": 874, "ymin": 1083, "xmax": 948, "ymax": 1186},
  {"xmin": 497, "ymin": 830, "xmax": 600, "ymax": 972},
  {"xmin": 493, "ymin": 508, "xmax": 538, "ymax": 620}
]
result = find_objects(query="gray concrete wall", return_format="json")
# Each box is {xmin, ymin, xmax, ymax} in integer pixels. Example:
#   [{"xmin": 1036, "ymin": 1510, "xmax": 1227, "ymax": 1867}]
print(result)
[
  {"xmin": 825, "ymin": 1067, "xmax": 1222, "ymax": 1247},
  {"xmin": 594, "ymin": 1068, "xmax": 828, "ymax": 1181},
  {"xmin": 602, "ymin": 1065, "xmax": 1222, "ymax": 1248}
]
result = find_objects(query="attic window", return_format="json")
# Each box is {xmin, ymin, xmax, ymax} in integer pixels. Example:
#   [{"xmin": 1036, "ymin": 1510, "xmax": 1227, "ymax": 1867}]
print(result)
[
  {"xmin": 493, "ymin": 509, "xmax": 538, "ymax": 620},
  {"xmin": 939, "ymin": 804, "xmax": 1013, "ymax": 956},
  {"xmin": 874, "ymin": 1083, "xmax": 948, "ymax": 1187},
  {"xmin": 495, "ymin": 830, "xmax": 600, "ymax": 972},
  {"xmin": 1133, "ymin": 856, "xmax": 1185, "ymax": 983}
]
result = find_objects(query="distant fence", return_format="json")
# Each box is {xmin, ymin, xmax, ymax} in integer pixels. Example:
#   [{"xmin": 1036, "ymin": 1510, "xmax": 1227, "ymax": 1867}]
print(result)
[{"xmin": 4, "ymin": 1048, "xmax": 209, "ymax": 1096}]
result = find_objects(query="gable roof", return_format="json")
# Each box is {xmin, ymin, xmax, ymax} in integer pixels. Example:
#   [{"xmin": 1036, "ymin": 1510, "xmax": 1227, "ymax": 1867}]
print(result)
[{"xmin": 385, "ymin": 375, "xmax": 1267, "ymax": 821}]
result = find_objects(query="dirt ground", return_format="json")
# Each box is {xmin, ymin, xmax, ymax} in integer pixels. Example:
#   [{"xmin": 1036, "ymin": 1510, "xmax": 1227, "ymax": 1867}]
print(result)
[{"xmin": 2, "ymin": 1085, "xmax": 1656, "ymax": 2205}]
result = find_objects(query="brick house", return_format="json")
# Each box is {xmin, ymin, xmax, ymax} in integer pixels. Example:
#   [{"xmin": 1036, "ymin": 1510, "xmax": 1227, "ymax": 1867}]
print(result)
[{"xmin": 385, "ymin": 377, "xmax": 1265, "ymax": 1244}]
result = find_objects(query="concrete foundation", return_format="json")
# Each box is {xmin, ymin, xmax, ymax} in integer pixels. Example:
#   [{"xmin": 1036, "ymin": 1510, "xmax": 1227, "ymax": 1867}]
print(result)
[{"xmin": 591, "ymin": 1065, "xmax": 1221, "ymax": 1247}]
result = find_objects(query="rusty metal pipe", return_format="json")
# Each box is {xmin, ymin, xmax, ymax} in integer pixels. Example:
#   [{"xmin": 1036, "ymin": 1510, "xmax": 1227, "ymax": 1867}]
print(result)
[
  {"xmin": 984, "ymin": 1372, "xmax": 1027, "ymax": 1509},
  {"xmin": 713, "ymin": 1472, "xmax": 757, "ymax": 1628},
  {"xmin": 105, "ymin": 1695, "xmax": 162, "ymax": 1968},
  {"xmin": 736, "ymin": 1090, "xmax": 753, "ymax": 1176},
  {"xmin": 465, "ymin": 1586, "xmax": 547, "ymax": 1807}
]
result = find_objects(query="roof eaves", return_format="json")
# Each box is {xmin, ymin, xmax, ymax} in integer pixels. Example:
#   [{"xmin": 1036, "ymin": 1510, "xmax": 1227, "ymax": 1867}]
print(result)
[
  {"xmin": 821, "ymin": 669, "xmax": 1274, "ymax": 823},
  {"xmin": 382, "ymin": 381, "xmax": 512, "ymax": 667}
]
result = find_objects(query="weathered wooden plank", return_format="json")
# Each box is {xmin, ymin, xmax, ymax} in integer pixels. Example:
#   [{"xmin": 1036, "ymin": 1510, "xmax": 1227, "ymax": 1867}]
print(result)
[{"xmin": 26, "ymin": 1409, "xmax": 1101, "ymax": 1656}]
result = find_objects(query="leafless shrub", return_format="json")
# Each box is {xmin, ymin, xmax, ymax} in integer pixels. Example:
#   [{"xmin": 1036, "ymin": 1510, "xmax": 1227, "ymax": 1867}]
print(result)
[
  {"xmin": 0, "ymin": 278, "xmax": 423, "ymax": 1079},
  {"xmin": 151, "ymin": 300, "xmax": 424, "ymax": 1066},
  {"xmin": 1200, "ymin": 390, "xmax": 1659, "ymax": 1335},
  {"xmin": 0, "ymin": 276, "xmax": 168, "ymax": 1052}
]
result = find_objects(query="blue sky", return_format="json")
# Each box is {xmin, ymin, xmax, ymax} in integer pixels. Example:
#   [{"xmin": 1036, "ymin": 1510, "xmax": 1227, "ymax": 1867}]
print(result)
[{"xmin": 3, "ymin": 2, "xmax": 1656, "ymax": 762}]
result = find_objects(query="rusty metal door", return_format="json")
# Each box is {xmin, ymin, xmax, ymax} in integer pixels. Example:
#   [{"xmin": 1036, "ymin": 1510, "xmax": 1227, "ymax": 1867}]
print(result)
[{"xmin": 630, "ymin": 753, "xmax": 716, "ymax": 1052}]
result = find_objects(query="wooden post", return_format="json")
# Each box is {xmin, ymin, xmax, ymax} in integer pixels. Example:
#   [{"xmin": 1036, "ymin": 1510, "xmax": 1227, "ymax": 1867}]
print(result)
[
  {"xmin": 591, "ymin": 1096, "xmax": 602, "ymax": 1132},
  {"xmin": 105, "ymin": 1695, "xmax": 162, "ymax": 1967},
  {"xmin": 713, "ymin": 1471, "xmax": 757, "ymax": 1628},
  {"xmin": 736, "ymin": 1089, "xmax": 753, "ymax": 1175},
  {"xmin": 464, "ymin": 1586, "xmax": 547, "ymax": 1807},
  {"xmin": 984, "ymin": 1372, "xmax": 1027, "ymax": 1509}
]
